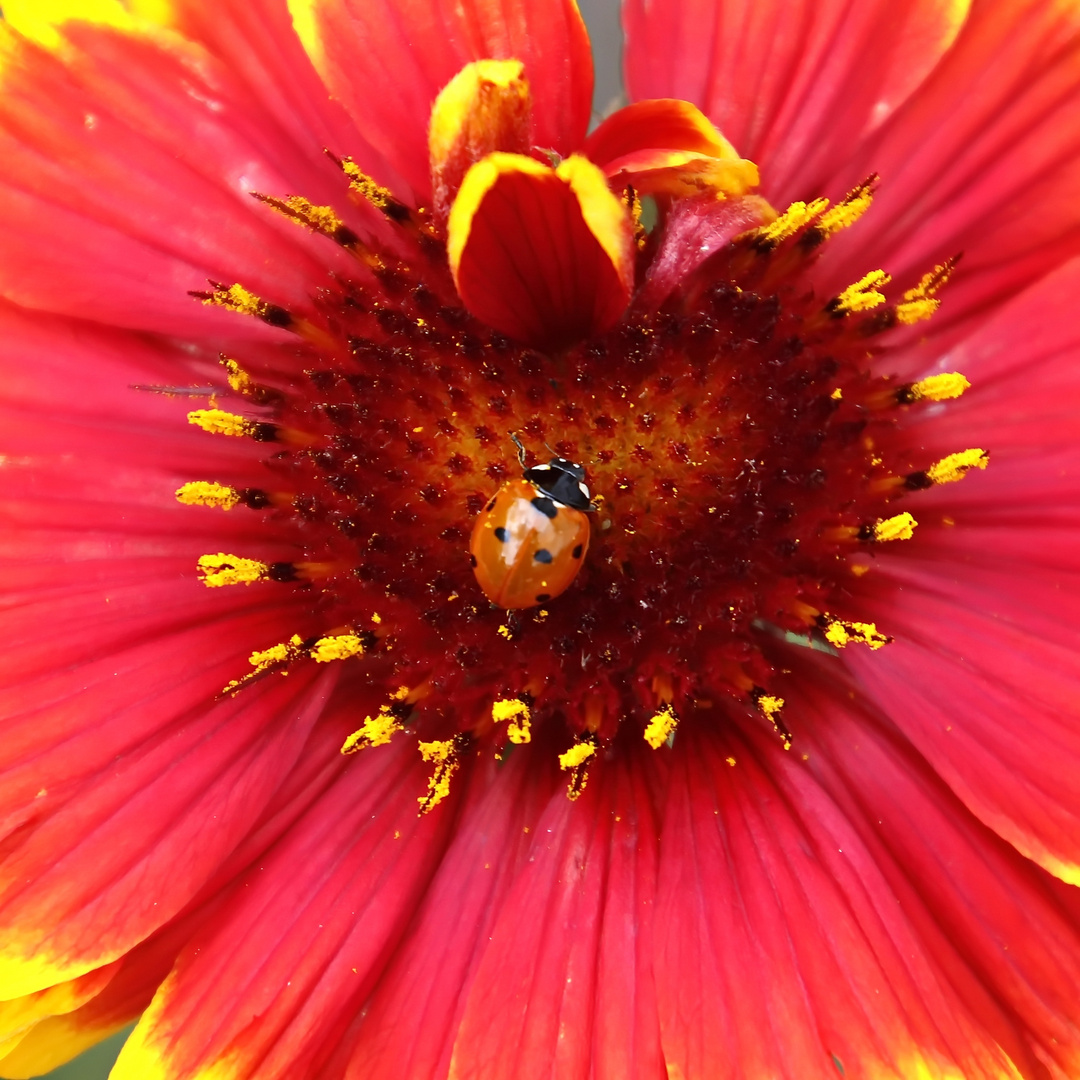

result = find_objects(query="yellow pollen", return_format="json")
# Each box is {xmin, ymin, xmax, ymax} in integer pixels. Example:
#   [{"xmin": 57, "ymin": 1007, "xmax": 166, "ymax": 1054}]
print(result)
[
  {"xmin": 222, "ymin": 357, "xmax": 254, "ymax": 395},
  {"xmin": 492, "ymin": 697, "xmax": 532, "ymax": 744},
  {"xmin": 559, "ymin": 741, "xmax": 596, "ymax": 769},
  {"xmin": 261, "ymin": 194, "xmax": 347, "ymax": 236},
  {"xmin": 309, "ymin": 634, "xmax": 365, "ymax": 662},
  {"xmin": 390, "ymin": 685, "xmax": 411, "ymax": 701},
  {"xmin": 417, "ymin": 739, "xmax": 460, "ymax": 813},
  {"xmin": 371, "ymin": 612, "xmax": 382, "ymax": 624},
  {"xmin": 873, "ymin": 512, "xmax": 918, "ymax": 542},
  {"xmin": 833, "ymin": 269, "xmax": 891, "ymax": 314},
  {"xmin": 643, "ymin": 703, "xmax": 679, "ymax": 749},
  {"xmin": 830, "ymin": 388, "xmax": 843, "ymax": 400},
  {"xmin": 926, "ymin": 448, "xmax": 989, "ymax": 485},
  {"xmin": 754, "ymin": 692, "xmax": 791, "ymax": 750},
  {"xmin": 822, "ymin": 618, "xmax": 892, "ymax": 650},
  {"xmin": 896, "ymin": 259, "xmax": 958, "ymax": 325},
  {"xmin": 340, "ymin": 158, "xmax": 398, "ymax": 212},
  {"xmin": 815, "ymin": 179, "xmax": 875, "ymax": 236},
  {"xmin": 756, "ymin": 694, "xmax": 785, "ymax": 719},
  {"xmin": 200, "ymin": 283, "xmax": 268, "ymax": 318},
  {"xmin": 187, "ymin": 409, "xmax": 256, "ymax": 438},
  {"xmin": 725, "ymin": 756, "xmax": 737, "ymax": 766},
  {"xmin": 197, "ymin": 552, "xmax": 269, "ymax": 587},
  {"xmin": 341, "ymin": 707, "xmax": 402, "ymax": 754},
  {"xmin": 175, "ymin": 481, "xmax": 240, "ymax": 510},
  {"xmin": 497, "ymin": 624, "xmax": 513, "ymax": 640},
  {"xmin": 754, "ymin": 197, "xmax": 829, "ymax": 244},
  {"xmin": 906, "ymin": 372, "xmax": 970, "ymax": 402}
]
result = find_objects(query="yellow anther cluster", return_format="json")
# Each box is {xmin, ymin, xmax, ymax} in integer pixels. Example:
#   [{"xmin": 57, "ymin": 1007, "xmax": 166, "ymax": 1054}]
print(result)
[
  {"xmin": 197, "ymin": 552, "xmax": 269, "ymax": 587},
  {"xmin": 310, "ymin": 634, "xmax": 365, "ymax": 662},
  {"xmin": 269, "ymin": 194, "xmax": 346, "ymax": 236},
  {"xmin": 341, "ymin": 158, "xmax": 398, "ymax": 212},
  {"xmin": 833, "ymin": 269, "xmax": 891, "ymax": 314},
  {"xmin": 754, "ymin": 693, "xmax": 790, "ymax": 750},
  {"xmin": 341, "ymin": 707, "xmax": 402, "ymax": 755},
  {"xmin": 822, "ymin": 618, "xmax": 891, "ymax": 650},
  {"xmin": 755, "ymin": 197, "xmax": 829, "ymax": 244},
  {"xmin": 187, "ymin": 409, "xmax": 256, "ymax": 438},
  {"xmin": 815, "ymin": 180, "xmax": 875, "ymax": 236},
  {"xmin": 926, "ymin": 448, "xmax": 988, "ymax": 485},
  {"xmin": 906, "ymin": 372, "xmax": 970, "ymax": 402},
  {"xmin": 492, "ymin": 697, "xmax": 532, "ymax": 744},
  {"xmin": 417, "ymin": 739, "xmax": 460, "ymax": 813},
  {"xmin": 872, "ymin": 512, "xmax": 918, "ymax": 542},
  {"xmin": 249, "ymin": 637, "xmax": 303, "ymax": 670},
  {"xmin": 558, "ymin": 741, "xmax": 596, "ymax": 770},
  {"xmin": 558, "ymin": 739, "xmax": 597, "ymax": 800},
  {"xmin": 896, "ymin": 260, "xmax": 957, "ymax": 325},
  {"xmin": 175, "ymin": 481, "xmax": 240, "ymax": 510},
  {"xmin": 643, "ymin": 703, "xmax": 678, "ymax": 749},
  {"xmin": 199, "ymin": 283, "xmax": 268, "ymax": 319},
  {"xmin": 222, "ymin": 357, "xmax": 254, "ymax": 395}
]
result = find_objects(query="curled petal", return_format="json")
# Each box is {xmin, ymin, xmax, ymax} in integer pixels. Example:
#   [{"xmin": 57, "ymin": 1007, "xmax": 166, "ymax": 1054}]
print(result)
[{"xmin": 447, "ymin": 153, "xmax": 634, "ymax": 351}]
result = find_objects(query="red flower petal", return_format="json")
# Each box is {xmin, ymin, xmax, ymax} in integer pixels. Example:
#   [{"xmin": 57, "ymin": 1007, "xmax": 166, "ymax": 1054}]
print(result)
[
  {"xmin": 815, "ymin": 0, "xmax": 1080, "ymax": 353},
  {"xmin": 0, "ymin": 20, "xmax": 362, "ymax": 335},
  {"xmin": 654, "ymin": 724, "xmax": 1044, "ymax": 1079},
  {"xmin": 289, "ymin": 0, "xmax": 593, "ymax": 200},
  {"xmin": 781, "ymin": 664, "xmax": 1080, "ymax": 1078},
  {"xmin": 335, "ymin": 748, "xmax": 560, "ymax": 1079},
  {"xmin": 447, "ymin": 153, "xmax": 634, "ymax": 350},
  {"xmin": 445, "ymin": 754, "xmax": 663, "ymax": 1080},
  {"xmin": 623, "ymin": 0, "xmax": 969, "ymax": 200},
  {"xmin": 109, "ymin": 738, "xmax": 455, "ymax": 1080}
]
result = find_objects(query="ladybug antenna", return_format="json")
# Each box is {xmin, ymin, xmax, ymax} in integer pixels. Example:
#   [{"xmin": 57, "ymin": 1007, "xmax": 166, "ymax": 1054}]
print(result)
[{"xmin": 509, "ymin": 431, "xmax": 527, "ymax": 468}]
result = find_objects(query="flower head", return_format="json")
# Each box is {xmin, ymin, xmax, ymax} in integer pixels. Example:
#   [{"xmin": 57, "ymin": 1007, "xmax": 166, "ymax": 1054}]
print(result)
[{"xmin": 2, "ymin": 1, "xmax": 1080, "ymax": 1078}]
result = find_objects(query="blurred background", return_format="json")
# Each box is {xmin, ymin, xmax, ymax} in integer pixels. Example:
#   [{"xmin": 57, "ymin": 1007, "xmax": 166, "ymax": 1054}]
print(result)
[{"xmin": 36, "ymin": 0, "xmax": 622, "ymax": 1076}]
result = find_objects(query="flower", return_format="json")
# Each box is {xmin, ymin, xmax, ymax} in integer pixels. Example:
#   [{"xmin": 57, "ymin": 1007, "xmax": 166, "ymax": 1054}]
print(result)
[{"xmin": 1, "ymin": 0, "xmax": 1080, "ymax": 1077}]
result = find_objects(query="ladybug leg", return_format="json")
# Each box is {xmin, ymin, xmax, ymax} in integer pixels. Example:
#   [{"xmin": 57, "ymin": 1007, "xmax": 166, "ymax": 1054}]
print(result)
[{"xmin": 510, "ymin": 430, "xmax": 527, "ymax": 468}]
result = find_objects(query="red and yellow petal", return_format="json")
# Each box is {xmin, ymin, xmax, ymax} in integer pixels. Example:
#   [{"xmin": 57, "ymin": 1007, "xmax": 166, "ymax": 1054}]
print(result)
[
  {"xmin": 623, "ymin": 0, "xmax": 970, "ymax": 202},
  {"xmin": 287, "ymin": 0, "xmax": 593, "ymax": 201},
  {"xmin": 108, "ymin": 738, "xmax": 455, "ymax": 1080},
  {"xmin": 0, "ymin": 11, "xmax": 358, "ymax": 336},
  {"xmin": 583, "ymin": 98, "xmax": 759, "ymax": 199},
  {"xmin": 447, "ymin": 152, "xmax": 634, "ymax": 351}
]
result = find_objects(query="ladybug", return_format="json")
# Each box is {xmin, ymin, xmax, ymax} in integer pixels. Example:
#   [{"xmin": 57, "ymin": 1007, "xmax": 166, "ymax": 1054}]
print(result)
[{"xmin": 470, "ymin": 440, "xmax": 594, "ymax": 609}]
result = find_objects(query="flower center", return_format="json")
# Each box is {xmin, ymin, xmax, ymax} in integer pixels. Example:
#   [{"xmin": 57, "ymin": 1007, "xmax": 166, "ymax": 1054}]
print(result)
[{"xmin": 176, "ymin": 70, "xmax": 984, "ymax": 808}]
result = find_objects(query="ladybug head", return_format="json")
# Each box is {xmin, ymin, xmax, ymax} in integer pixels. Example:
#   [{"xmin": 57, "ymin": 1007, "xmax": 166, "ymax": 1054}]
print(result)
[{"xmin": 523, "ymin": 457, "xmax": 593, "ymax": 511}]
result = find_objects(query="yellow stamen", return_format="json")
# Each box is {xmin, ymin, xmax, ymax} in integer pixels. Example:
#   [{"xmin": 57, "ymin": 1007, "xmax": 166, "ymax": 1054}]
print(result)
[
  {"xmin": 925, "ymin": 448, "xmax": 989, "ymax": 485},
  {"xmin": 417, "ymin": 739, "xmax": 460, "ymax": 813},
  {"xmin": 196, "ymin": 282, "xmax": 290, "ymax": 325},
  {"xmin": 902, "ymin": 372, "xmax": 970, "ymax": 403},
  {"xmin": 341, "ymin": 707, "xmax": 402, "ymax": 754},
  {"xmin": 754, "ymin": 198, "xmax": 829, "ymax": 245},
  {"xmin": 643, "ymin": 703, "xmax": 678, "ymax": 749},
  {"xmin": 753, "ymin": 691, "xmax": 791, "ymax": 750},
  {"xmin": 832, "ymin": 269, "xmax": 891, "ymax": 315},
  {"xmin": 492, "ymin": 697, "xmax": 531, "ymax": 744},
  {"xmin": 821, "ymin": 617, "xmax": 891, "ymax": 650},
  {"xmin": 187, "ymin": 409, "xmax": 260, "ymax": 438},
  {"xmin": 558, "ymin": 739, "xmax": 597, "ymax": 801},
  {"xmin": 872, "ymin": 512, "xmax": 918, "ymax": 542},
  {"xmin": 339, "ymin": 157, "xmax": 410, "ymax": 221},
  {"xmin": 197, "ymin": 553, "xmax": 269, "ymax": 587},
  {"xmin": 896, "ymin": 259, "xmax": 957, "ymax": 325},
  {"xmin": 175, "ymin": 481, "xmax": 241, "ymax": 510},
  {"xmin": 309, "ymin": 634, "xmax": 365, "ymax": 662},
  {"xmin": 222, "ymin": 357, "xmax": 255, "ymax": 395},
  {"xmin": 814, "ymin": 177, "xmax": 876, "ymax": 237}
]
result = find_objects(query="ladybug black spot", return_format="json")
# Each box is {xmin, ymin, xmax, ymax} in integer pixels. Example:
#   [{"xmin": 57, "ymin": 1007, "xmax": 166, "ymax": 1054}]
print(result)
[
  {"xmin": 469, "ymin": 554, "xmax": 478, "ymax": 567},
  {"xmin": 531, "ymin": 496, "xmax": 557, "ymax": 519},
  {"xmin": 535, "ymin": 593, "xmax": 551, "ymax": 603},
  {"xmin": 534, "ymin": 548, "xmax": 553, "ymax": 564},
  {"xmin": 571, "ymin": 544, "xmax": 583, "ymax": 559},
  {"xmin": 494, "ymin": 526, "xmax": 509, "ymax": 542}
]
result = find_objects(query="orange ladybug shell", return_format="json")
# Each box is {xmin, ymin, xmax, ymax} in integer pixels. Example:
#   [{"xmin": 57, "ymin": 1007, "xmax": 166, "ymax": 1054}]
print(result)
[{"xmin": 470, "ymin": 479, "xmax": 591, "ymax": 609}]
